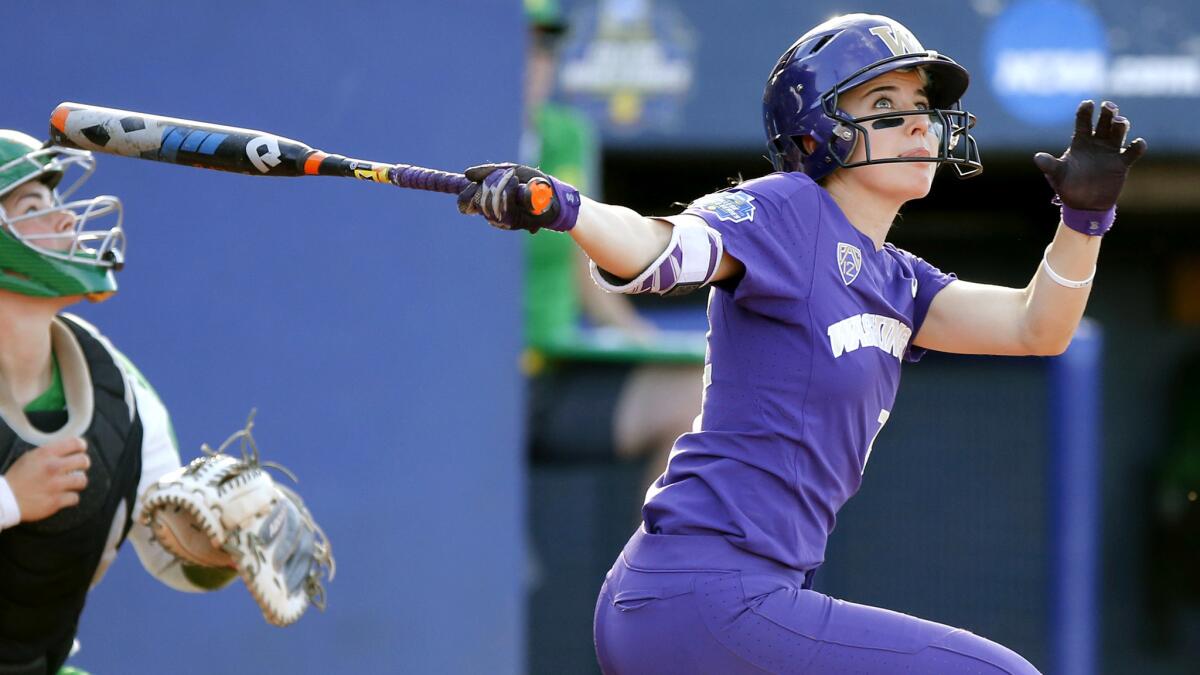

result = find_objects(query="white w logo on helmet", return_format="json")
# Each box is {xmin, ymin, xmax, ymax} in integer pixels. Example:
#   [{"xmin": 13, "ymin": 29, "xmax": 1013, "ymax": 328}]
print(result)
[{"xmin": 869, "ymin": 25, "xmax": 922, "ymax": 57}]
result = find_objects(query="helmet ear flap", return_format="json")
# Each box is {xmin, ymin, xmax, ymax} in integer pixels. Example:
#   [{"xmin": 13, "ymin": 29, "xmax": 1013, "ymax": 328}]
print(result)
[
  {"xmin": 795, "ymin": 134, "xmax": 814, "ymax": 157},
  {"xmin": 770, "ymin": 134, "xmax": 809, "ymax": 173},
  {"xmin": 767, "ymin": 135, "xmax": 789, "ymax": 171},
  {"xmin": 836, "ymin": 123, "xmax": 859, "ymax": 161},
  {"xmin": 794, "ymin": 133, "xmax": 820, "ymax": 169}
]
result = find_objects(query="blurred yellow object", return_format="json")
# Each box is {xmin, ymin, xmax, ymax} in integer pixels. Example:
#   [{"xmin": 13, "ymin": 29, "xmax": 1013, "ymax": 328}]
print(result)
[
  {"xmin": 609, "ymin": 90, "xmax": 644, "ymax": 126},
  {"xmin": 521, "ymin": 348, "xmax": 547, "ymax": 376}
]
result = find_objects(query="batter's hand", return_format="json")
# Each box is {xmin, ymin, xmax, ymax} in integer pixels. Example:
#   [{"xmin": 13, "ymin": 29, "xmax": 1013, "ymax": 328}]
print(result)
[
  {"xmin": 457, "ymin": 163, "xmax": 581, "ymax": 233},
  {"xmin": 1033, "ymin": 100, "xmax": 1147, "ymax": 211},
  {"xmin": 5, "ymin": 437, "xmax": 89, "ymax": 522}
]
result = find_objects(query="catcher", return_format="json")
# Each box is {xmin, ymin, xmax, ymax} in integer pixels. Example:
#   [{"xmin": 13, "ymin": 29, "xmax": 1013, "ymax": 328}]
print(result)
[{"xmin": 0, "ymin": 130, "xmax": 333, "ymax": 675}]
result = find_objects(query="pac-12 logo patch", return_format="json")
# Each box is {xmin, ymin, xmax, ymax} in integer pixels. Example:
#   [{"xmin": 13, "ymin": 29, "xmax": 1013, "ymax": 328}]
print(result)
[
  {"xmin": 689, "ymin": 191, "xmax": 756, "ymax": 223},
  {"xmin": 837, "ymin": 242, "xmax": 862, "ymax": 286}
]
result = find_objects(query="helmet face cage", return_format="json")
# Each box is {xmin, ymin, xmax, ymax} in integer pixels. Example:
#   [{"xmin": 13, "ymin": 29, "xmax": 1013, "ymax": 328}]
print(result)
[
  {"xmin": 3, "ymin": 196, "xmax": 126, "ymax": 269},
  {"xmin": 0, "ymin": 146, "xmax": 126, "ymax": 270},
  {"xmin": 818, "ymin": 53, "xmax": 982, "ymax": 178},
  {"xmin": 762, "ymin": 15, "xmax": 983, "ymax": 181}
]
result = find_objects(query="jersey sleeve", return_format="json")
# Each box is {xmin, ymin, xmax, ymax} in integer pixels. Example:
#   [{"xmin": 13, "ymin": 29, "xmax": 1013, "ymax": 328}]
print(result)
[
  {"xmin": 81, "ymin": 337, "xmax": 216, "ymax": 594},
  {"xmin": 674, "ymin": 173, "xmax": 820, "ymax": 311},
  {"xmin": 119, "ymin": 358, "xmax": 223, "ymax": 593},
  {"xmin": 890, "ymin": 246, "xmax": 958, "ymax": 363}
]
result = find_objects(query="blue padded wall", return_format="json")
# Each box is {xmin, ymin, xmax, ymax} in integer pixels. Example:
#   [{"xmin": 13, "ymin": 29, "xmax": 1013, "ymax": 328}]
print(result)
[{"xmin": 8, "ymin": 2, "xmax": 526, "ymax": 673}]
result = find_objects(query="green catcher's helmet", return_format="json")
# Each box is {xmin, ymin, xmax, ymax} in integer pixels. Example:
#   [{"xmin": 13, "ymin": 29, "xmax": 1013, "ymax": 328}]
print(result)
[{"xmin": 0, "ymin": 130, "xmax": 125, "ymax": 301}]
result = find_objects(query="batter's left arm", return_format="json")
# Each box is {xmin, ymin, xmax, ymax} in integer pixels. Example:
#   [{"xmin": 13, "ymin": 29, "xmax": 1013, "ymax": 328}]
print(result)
[{"xmin": 914, "ymin": 100, "xmax": 1144, "ymax": 357}]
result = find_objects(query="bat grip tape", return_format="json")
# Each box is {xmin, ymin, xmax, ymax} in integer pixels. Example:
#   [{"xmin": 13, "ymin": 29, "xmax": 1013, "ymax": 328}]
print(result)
[{"xmin": 389, "ymin": 165, "xmax": 470, "ymax": 194}]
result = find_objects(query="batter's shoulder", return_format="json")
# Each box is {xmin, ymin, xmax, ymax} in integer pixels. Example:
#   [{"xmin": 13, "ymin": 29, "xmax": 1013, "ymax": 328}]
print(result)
[
  {"xmin": 733, "ymin": 171, "xmax": 820, "ymax": 203},
  {"xmin": 882, "ymin": 243, "xmax": 934, "ymax": 271},
  {"xmin": 684, "ymin": 171, "xmax": 820, "ymax": 237}
]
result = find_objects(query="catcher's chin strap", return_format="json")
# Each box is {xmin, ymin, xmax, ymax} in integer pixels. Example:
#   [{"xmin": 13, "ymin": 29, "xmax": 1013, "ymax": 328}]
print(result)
[{"xmin": 193, "ymin": 410, "xmax": 336, "ymax": 608}]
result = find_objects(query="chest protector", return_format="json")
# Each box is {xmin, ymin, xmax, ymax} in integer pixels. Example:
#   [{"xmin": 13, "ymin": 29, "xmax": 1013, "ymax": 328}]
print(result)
[{"xmin": 0, "ymin": 315, "xmax": 143, "ymax": 674}]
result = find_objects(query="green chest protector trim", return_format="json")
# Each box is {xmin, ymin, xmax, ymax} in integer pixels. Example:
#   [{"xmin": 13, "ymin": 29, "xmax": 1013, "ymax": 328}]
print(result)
[{"xmin": 23, "ymin": 353, "xmax": 64, "ymax": 413}]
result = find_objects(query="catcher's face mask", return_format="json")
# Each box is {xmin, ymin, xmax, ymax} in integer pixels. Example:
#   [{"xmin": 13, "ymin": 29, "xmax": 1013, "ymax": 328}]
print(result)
[{"xmin": 0, "ymin": 131, "xmax": 124, "ymax": 301}]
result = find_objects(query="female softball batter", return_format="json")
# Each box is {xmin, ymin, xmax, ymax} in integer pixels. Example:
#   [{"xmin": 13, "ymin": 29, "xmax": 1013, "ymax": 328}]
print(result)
[{"xmin": 459, "ymin": 13, "xmax": 1145, "ymax": 674}]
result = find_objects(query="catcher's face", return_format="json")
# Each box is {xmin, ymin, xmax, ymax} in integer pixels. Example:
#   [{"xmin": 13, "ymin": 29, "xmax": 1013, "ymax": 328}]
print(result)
[{"xmin": 0, "ymin": 181, "xmax": 77, "ymax": 252}]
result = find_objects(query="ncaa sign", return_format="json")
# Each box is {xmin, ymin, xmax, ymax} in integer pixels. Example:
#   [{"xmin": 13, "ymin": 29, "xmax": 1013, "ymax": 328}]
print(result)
[{"xmin": 983, "ymin": 0, "xmax": 1109, "ymax": 126}]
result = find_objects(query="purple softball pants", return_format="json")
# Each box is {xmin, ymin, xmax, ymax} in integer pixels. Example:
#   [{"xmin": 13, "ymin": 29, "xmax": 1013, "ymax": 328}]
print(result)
[{"xmin": 593, "ymin": 528, "xmax": 1041, "ymax": 674}]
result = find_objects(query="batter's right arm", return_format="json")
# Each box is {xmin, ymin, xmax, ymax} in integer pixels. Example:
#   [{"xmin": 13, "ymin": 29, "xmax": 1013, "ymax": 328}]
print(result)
[
  {"xmin": 457, "ymin": 163, "xmax": 743, "ymax": 288},
  {"xmin": 568, "ymin": 196, "xmax": 674, "ymax": 279}
]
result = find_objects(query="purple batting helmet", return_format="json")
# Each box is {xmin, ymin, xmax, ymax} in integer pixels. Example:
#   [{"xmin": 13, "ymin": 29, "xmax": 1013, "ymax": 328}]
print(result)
[{"xmin": 763, "ymin": 14, "xmax": 982, "ymax": 181}]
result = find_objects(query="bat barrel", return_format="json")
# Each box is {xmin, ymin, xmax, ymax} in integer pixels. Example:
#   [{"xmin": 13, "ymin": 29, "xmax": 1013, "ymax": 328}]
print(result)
[
  {"xmin": 388, "ymin": 165, "xmax": 470, "ymax": 194},
  {"xmin": 49, "ymin": 102, "xmax": 312, "ymax": 177},
  {"xmin": 48, "ymin": 102, "xmax": 472, "ymax": 196}
]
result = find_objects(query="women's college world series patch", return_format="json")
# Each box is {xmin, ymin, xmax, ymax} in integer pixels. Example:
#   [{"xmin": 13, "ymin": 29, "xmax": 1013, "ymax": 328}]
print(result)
[{"xmin": 689, "ymin": 192, "xmax": 756, "ymax": 223}]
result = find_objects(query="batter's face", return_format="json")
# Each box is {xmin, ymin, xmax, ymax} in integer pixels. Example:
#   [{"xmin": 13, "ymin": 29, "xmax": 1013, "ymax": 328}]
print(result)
[
  {"xmin": 0, "ymin": 181, "xmax": 75, "ymax": 252},
  {"xmin": 833, "ymin": 69, "xmax": 940, "ymax": 202}
]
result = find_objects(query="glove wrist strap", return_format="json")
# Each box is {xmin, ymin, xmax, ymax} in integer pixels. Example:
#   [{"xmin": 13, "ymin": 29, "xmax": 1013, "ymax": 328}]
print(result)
[
  {"xmin": 545, "ymin": 176, "xmax": 581, "ymax": 232},
  {"xmin": 1058, "ymin": 200, "xmax": 1116, "ymax": 237}
]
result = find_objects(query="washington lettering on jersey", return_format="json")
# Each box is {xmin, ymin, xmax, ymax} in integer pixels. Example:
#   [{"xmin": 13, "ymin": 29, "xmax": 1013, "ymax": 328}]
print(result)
[
  {"xmin": 826, "ymin": 313, "xmax": 912, "ymax": 360},
  {"xmin": 650, "ymin": 172, "xmax": 956, "ymax": 572}
]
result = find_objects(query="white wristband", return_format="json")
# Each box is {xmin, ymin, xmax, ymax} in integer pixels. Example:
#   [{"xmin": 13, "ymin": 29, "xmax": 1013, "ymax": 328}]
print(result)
[
  {"xmin": 0, "ymin": 476, "xmax": 21, "ymax": 530},
  {"xmin": 1041, "ymin": 245, "xmax": 1095, "ymax": 289}
]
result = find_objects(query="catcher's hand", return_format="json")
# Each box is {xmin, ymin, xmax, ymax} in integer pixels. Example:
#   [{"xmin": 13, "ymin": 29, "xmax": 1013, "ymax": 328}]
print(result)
[
  {"xmin": 140, "ymin": 412, "xmax": 334, "ymax": 626},
  {"xmin": 1033, "ymin": 100, "xmax": 1147, "ymax": 211}
]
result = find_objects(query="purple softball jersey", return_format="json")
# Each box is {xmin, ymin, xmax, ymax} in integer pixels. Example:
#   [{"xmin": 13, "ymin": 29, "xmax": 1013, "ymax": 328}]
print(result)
[{"xmin": 642, "ymin": 171, "xmax": 956, "ymax": 572}]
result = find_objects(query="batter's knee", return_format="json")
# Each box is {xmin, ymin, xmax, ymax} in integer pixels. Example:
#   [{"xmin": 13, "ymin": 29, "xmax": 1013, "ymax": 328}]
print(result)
[{"xmin": 934, "ymin": 629, "xmax": 1042, "ymax": 675}]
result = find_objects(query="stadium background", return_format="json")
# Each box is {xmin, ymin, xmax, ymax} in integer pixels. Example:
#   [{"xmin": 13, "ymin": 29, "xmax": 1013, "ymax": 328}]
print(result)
[{"xmin": 7, "ymin": 0, "xmax": 1199, "ymax": 673}]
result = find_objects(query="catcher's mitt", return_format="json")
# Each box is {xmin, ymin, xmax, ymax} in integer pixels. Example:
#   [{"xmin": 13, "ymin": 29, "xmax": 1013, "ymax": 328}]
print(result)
[{"xmin": 141, "ymin": 411, "xmax": 335, "ymax": 626}]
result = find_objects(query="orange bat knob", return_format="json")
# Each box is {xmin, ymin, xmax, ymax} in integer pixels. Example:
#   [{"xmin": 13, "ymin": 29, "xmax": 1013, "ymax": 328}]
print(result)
[{"xmin": 529, "ymin": 179, "xmax": 554, "ymax": 216}]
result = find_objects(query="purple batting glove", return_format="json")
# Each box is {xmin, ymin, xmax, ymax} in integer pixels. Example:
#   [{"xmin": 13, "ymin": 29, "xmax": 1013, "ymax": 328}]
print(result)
[
  {"xmin": 456, "ymin": 163, "xmax": 581, "ymax": 233},
  {"xmin": 1033, "ymin": 100, "xmax": 1147, "ymax": 236}
]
